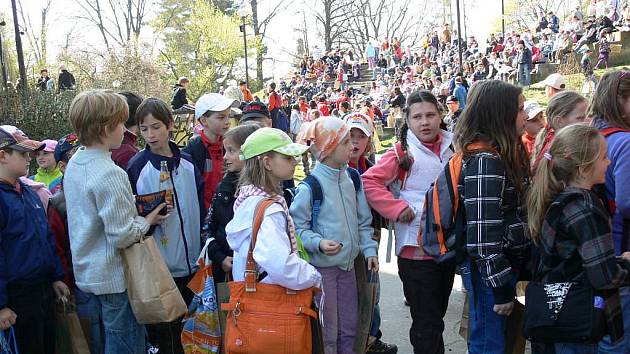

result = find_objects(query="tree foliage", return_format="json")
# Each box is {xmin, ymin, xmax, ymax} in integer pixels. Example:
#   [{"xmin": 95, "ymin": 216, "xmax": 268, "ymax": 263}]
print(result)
[{"xmin": 154, "ymin": 0, "xmax": 244, "ymax": 100}]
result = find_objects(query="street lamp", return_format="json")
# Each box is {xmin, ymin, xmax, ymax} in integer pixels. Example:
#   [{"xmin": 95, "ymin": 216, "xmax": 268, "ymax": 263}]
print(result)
[{"xmin": 237, "ymin": 3, "xmax": 253, "ymax": 89}]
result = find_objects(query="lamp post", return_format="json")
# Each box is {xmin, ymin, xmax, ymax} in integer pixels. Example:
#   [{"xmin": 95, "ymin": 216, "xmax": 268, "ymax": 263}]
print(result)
[
  {"xmin": 0, "ymin": 20, "xmax": 7, "ymax": 90},
  {"xmin": 238, "ymin": 3, "xmax": 253, "ymax": 89},
  {"xmin": 456, "ymin": 0, "xmax": 463, "ymax": 73},
  {"xmin": 10, "ymin": 0, "xmax": 27, "ymax": 93}
]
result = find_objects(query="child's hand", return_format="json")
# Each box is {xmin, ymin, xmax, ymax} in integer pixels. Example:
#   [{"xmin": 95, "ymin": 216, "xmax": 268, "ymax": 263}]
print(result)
[
  {"xmin": 145, "ymin": 203, "xmax": 170, "ymax": 226},
  {"xmin": 397, "ymin": 206, "xmax": 415, "ymax": 223},
  {"xmin": 52, "ymin": 280, "xmax": 71, "ymax": 300},
  {"xmin": 319, "ymin": 240, "xmax": 342, "ymax": 256},
  {"xmin": 221, "ymin": 256, "xmax": 233, "ymax": 272},
  {"xmin": 0, "ymin": 307, "xmax": 16, "ymax": 330},
  {"xmin": 367, "ymin": 256, "xmax": 379, "ymax": 272}
]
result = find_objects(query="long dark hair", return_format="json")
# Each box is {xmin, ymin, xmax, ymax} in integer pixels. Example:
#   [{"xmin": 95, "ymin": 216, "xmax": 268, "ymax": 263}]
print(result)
[
  {"xmin": 398, "ymin": 90, "xmax": 441, "ymax": 171},
  {"xmin": 453, "ymin": 80, "xmax": 530, "ymax": 192}
]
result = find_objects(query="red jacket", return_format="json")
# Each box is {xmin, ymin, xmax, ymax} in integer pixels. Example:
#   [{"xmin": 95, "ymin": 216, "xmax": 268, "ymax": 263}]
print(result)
[
  {"xmin": 48, "ymin": 193, "xmax": 74, "ymax": 287},
  {"xmin": 318, "ymin": 102, "xmax": 330, "ymax": 117},
  {"xmin": 111, "ymin": 130, "xmax": 139, "ymax": 170}
]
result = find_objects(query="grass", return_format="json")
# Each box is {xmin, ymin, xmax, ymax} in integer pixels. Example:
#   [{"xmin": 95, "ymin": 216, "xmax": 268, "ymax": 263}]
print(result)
[{"xmin": 525, "ymin": 63, "xmax": 630, "ymax": 106}]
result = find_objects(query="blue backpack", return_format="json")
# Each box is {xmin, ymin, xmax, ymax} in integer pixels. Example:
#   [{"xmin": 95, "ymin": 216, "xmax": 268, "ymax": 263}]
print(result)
[{"xmin": 284, "ymin": 167, "xmax": 362, "ymax": 227}]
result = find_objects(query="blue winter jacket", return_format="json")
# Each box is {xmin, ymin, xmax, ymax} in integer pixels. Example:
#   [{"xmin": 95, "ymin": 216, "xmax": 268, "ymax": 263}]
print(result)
[
  {"xmin": 290, "ymin": 163, "xmax": 377, "ymax": 271},
  {"xmin": 593, "ymin": 118, "xmax": 630, "ymax": 254},
  {"xmin": 0, "ymin": 180, "xmax": 64, "ymax": 308}
]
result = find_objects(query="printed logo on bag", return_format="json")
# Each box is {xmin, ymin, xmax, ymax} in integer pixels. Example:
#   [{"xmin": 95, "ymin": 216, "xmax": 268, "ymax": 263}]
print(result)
[{"xmin": 544, "ymin": 282, "xmax": 572, "ymax": 315}]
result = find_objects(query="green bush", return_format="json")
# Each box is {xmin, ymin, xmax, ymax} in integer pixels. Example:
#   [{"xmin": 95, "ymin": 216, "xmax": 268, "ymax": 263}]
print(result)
[{"xmin": 0, "ymin": 89, "xmax": 76, "ymax": 141}]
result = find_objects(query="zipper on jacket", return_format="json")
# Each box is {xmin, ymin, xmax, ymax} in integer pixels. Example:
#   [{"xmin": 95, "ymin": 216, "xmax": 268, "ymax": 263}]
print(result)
[
  {"xmin": 337, "ymin": 169, "xmax": 355, "ymax": 270},
  {"xmin": 169, "ymin": 168, "xmax": 193, "ymax": 276}
]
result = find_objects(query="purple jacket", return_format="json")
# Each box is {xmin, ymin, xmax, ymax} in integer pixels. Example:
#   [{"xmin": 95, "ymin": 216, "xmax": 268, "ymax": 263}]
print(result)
[{"xmin": 593, "ymin": 118, "xmax": 630, "ymax": 254}]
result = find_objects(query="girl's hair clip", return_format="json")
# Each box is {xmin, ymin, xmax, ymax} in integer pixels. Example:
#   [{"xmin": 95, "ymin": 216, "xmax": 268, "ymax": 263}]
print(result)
[{"xmin": 543, "ymin": 152, "xmax": 553, "ymax": 161}]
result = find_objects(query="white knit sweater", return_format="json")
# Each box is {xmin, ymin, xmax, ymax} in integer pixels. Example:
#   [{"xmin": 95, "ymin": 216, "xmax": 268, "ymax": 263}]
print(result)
[{"xmin": 64, "ymin": 147, "xmax": 149, "ymax": 295}]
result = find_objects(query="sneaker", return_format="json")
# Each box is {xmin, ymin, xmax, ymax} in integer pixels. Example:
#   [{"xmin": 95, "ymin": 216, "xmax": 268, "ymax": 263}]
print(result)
[{"xmin": 366, "ymin": 339, "xmax": 398, "ymax": 354}]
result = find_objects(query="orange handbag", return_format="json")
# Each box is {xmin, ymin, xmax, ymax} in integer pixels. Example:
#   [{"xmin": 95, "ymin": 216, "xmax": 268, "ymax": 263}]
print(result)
[{"xmin": 221, "ymin": 198, "xmax": 318, "ymax": 354}]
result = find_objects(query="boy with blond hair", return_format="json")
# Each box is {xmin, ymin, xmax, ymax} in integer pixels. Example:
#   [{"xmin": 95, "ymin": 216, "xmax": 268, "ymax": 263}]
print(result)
[
  {"xmin": 0, "ymin": 125, "xmax": 69, "ymax": 353},
  {"xmin": 63, "ymin": 90, "xmax": 168, "ymax": 354}
]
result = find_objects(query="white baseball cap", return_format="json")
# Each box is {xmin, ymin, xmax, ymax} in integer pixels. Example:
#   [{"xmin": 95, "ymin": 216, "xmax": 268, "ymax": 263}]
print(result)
[
  {"xmin": 195, "ymin": 93, "xmax": 240, "ymax": 119},
  {"xmin": 524, "ymin": 101, "xmax": 544, "ymax": 121},
  {"xmin": 344, "ymin": 112, "xmax": 373, "ymax": 136},
  {"xmin": 543, "ymin": 73, "xmax": 566, "ymax": 90}
]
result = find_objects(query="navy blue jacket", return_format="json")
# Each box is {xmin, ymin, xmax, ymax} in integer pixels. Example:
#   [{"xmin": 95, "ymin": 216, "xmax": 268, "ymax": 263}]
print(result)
[{"xmin": 0, "ymin": 180, "xmax": 64, "ymax": 307}]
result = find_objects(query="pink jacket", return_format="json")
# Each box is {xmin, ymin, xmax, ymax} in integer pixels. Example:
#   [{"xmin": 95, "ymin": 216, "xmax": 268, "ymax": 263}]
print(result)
[
  {"xmin": 361, "ymin": 148, "xmax": 408, "ymax": 221},
  {"xmin": 362, "ymin": 131, "xmax": 454, "ymax": 255},
  {"xmin": 20, "ymin": 176, "xmax": 52, "ymax": 212}
]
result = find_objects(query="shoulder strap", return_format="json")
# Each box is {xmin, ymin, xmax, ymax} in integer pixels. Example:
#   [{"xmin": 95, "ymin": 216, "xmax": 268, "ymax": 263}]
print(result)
[
  {"xmin": 302, "ymin": 174, "xmax": 323, "ymax": 227},
  {"xmin": 601, "ymin": 127, "xmax": 630, "ymax": 137},
  {"xmin": 245, "ymin": 198, "xmax": 276, "ymax": 292},
  {"xmin": 346, "ymin": 167, "xmax": 361, "ymax": 192}
]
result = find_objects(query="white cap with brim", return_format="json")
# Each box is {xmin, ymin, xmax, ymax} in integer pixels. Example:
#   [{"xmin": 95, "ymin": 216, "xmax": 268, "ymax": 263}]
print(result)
[
  {"xmin": 524, "ymin": 101, "xmax": 544, "ymax": 120},
  {"xmin": 344, "ymin": 113, "xmax": 373, "ymax": 136},
  {"xmin": 195, "ymin": 93, "xmax": 240, "ymax": 119},
  {"xmin": 543, "ymin": 73, "xmax": 566, "ymax": 90}
]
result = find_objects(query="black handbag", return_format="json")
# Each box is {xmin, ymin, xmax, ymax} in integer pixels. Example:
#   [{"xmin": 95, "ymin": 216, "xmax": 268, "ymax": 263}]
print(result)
[{"xmin": 523, "ymin": 281, "xmax": 606, "ymax": 343}]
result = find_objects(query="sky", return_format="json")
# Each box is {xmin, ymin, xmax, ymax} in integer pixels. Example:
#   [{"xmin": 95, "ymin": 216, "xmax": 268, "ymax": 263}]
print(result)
[{"xmin": 0, "ymin": 0, "xmax": 504, "ymax": 81}]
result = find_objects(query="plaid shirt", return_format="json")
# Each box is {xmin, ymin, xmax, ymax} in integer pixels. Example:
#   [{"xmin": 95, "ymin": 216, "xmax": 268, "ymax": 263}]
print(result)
[
  {"xmin": 536, "ymin": 187, "xmax": 630, "ymax": 341},
  {"xmin": 462, "ymin": 152, "xmax": 530, "ymax": 303}
]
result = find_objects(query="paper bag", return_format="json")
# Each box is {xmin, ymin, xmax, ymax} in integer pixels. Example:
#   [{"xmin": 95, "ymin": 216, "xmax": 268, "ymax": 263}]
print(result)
[
  {"xmin": 122, "ymin": 236, "xmax": 187, "ymax": 324},
  {"xmin": 55, "ymin": 300, "xmax": 90, "ymax": 354}
]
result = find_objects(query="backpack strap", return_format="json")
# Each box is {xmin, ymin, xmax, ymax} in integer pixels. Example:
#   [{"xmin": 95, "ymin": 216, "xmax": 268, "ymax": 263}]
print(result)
[
  {"xmin": 302, "ymin": 174, "xmax": 324, "ymax": 228},
  {"xmin": 245, "ymin": 198, "xmax": 276, "ymax": 292},
  {"xmin": 346, "ymin": 167, "xmax": 361, "ymax": 192}
]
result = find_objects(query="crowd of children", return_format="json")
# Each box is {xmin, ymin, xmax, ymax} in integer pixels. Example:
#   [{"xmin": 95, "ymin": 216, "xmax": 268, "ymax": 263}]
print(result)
[{"xmin": 4, "ymin": 42, "xmax": 630, "ymax": 354}]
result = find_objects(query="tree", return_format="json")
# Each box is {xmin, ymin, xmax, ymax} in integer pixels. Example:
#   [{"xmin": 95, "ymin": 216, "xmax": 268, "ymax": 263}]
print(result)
[
  {"xmin": 16, "ymin": 0, "xmax": 52, "ymax": 68},
  {"xmin": 154, "ymin": 0, "xmax": 244, "ymax": 100},
  {"xmin": 72, "ymin": 0, "xmax": 149, "ymax": 50},
  {"xmin": 338, "ymin": 0, "xmax": 433, "ymax": 55},
  {"xmin": 495, "ymin": 0, "xmax": 573, "ymax": 32},
  {"xmin": 249, "ymin": 0, "xmax": 287, "ymax": 90},
  {"xmin": 310, "ymin": 0, "xmax": 352, "ymax": 52}
]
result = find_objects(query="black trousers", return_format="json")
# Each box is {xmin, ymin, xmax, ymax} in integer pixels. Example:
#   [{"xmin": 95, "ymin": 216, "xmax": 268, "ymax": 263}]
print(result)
[
  {"xmin": 145, "ymin": 274, "xmax": 195, "ymax": 354},
  {"xmin": 398, "ymin": 258, "xmax": 455, "ymax": 354},
  {"xmin": 7, "ymin": 281, "xmax": 56, "ymax": 354}
]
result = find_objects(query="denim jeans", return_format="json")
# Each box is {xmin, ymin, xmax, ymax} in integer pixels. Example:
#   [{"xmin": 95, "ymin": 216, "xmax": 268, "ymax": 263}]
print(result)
[
  {"xmin": 554, "ymin": 342, "xmax": 597, "ymax": 354},
  {"xmin": 598, "ymin": 287, "xmax": 630, "ymax": 353},
  {"xmin": 75, "ymin": 287, "xmax": 105, "ymax": 354},
  {"xmin": 518, "ymin": 63, "xmax": 531, "ymax": 87},
  {"xmin": 91, "ymin": 291, "xmax": 146, "ymax": 354},
  {"xmin": 7, "ymin": 281, "xmax": 56, "ymax": 354},
  {"xmin": 460, "ymin": 259, "xmax": 518, "ymax": 354}
]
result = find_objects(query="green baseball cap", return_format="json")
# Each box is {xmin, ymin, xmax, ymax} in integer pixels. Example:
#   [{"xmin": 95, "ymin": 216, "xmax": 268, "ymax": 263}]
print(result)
[{"xmin": 240, "ymin": 127, "xmax": 308, "ymax": 160}]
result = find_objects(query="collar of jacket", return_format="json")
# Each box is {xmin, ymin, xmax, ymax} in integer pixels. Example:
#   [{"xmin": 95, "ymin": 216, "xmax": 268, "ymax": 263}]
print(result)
[
  {"xmin": 144, "ymin": 140, "xmax": 183, "ymax": 171},
  {"xmin": 313, "ymin": 162, "xmax": 348, "ymax": 180}
]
